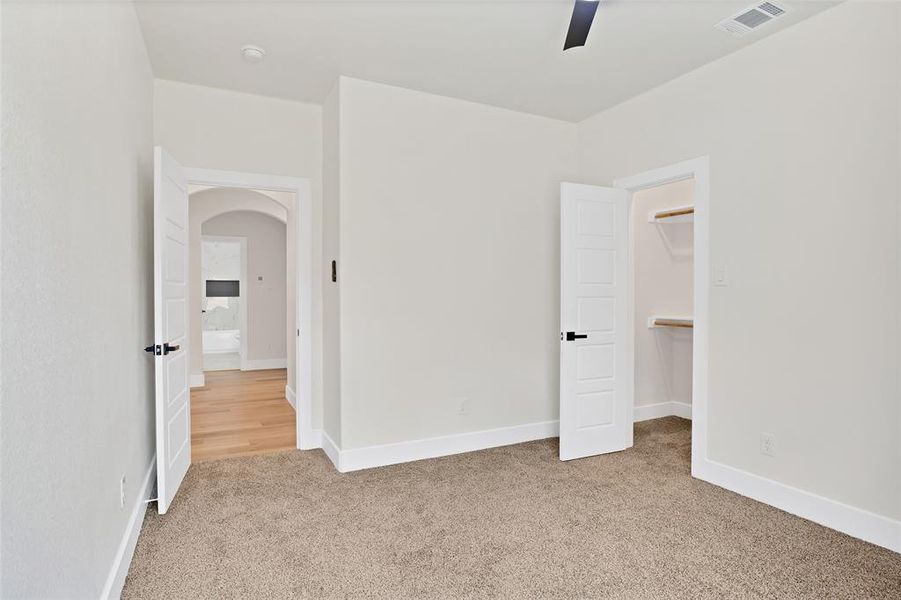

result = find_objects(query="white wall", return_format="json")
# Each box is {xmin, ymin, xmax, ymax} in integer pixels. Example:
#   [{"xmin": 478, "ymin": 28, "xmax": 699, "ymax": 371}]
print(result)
[
  {"xmin": 322, "ymin": 83, "xmax": 342, "ymax": 446},
  {"xmin": 632, "ymin": 180, "xmax": 694, "ymax": 408},
  {"xmin": 154, "ymin": 79, "xmax": 323, "ymax": 423},
  {"xmin": 0, "ymin": 2, "xmax": 155, "ymax": 597},
  {"xmin": 579, "ymin": 2, "xmax": 900, "ymax": 521},
  {"xmin": 188, "ymin": 188, "xmax": 288, "ymax": 379},
  {"xmin": 203, "ymin": 211, "xmax": 288, "ymax": 363},
  {"xmin": 334, "ymin": 77, "xmax": 579, "ymax": 449}
]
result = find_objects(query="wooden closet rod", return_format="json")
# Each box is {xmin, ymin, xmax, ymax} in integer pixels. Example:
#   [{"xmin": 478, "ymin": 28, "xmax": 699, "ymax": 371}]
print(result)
[
  {"xmin": 653, "ymin": 206, "xmax": 695, "ymax": 220},
  {"xmin": 651, "ymin": 318, "xmax": 694, "ymax": 329}
]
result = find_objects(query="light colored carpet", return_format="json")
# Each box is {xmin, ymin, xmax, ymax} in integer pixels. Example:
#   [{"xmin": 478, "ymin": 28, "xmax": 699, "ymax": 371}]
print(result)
[{"xmin": 124, "ymin": 418, "xmax": 901, "ymax": 599}]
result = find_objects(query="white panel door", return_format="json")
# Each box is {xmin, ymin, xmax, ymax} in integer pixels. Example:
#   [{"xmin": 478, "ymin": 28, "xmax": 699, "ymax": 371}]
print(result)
[
  {"xmin": 560, "ymin": 183, "xmax": 631, "ymax": 461},
  {"xmin": 153, "ymin": 146, "xmax": 190, "ymax": 514}
]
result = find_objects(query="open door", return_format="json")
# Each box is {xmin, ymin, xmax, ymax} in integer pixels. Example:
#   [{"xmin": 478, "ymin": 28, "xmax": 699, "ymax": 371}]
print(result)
[
  {"xmin": 560, "ymin": 183, "xmax": 632, "ymax": 461},
  {"xmin": 152, "ymin": 147, "xmax": 190, "ymax": 513}
]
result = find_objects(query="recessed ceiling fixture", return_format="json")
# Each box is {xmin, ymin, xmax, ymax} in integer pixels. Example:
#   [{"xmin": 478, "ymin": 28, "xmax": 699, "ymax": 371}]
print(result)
[
  {"xmin": 563, "ymin": 0, "xmax": 601, "ymax": 51},
  {"xmin": 241, "ymin": 45, "xmax": 266, "ymax": 63}
]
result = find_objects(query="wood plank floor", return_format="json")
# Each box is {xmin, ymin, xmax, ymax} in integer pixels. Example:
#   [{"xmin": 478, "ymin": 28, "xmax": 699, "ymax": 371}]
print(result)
[{"xmin": 191, "ymin": 369, "xmax": 296, "ymax": 462}]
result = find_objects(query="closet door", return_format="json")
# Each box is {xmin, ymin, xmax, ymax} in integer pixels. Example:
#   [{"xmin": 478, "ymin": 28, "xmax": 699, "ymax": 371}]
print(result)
[{"xmin": 559, "ymin": 183, "xmax": 632, "ymax": 461}]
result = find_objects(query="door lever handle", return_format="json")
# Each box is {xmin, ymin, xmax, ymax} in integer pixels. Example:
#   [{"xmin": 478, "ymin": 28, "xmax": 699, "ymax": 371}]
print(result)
[
  {"xmin": 163, "ymin": 343, "xmax": 180, "ymax": 355},
  {"xmin": 564, "ymin": 332, "xmax": 588, "ymax": 341}
]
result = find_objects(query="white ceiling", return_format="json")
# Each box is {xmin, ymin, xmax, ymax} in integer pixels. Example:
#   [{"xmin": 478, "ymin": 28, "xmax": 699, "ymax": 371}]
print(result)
[{"xmin": 136, "ymin": 0, "xmax": 836, "ymax": 122}]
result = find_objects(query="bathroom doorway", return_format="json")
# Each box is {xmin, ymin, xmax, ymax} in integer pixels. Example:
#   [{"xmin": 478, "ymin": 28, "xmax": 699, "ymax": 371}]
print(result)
[{"xmin": 201, "ymin": 236, "xmax": 246, "ymax": 371}]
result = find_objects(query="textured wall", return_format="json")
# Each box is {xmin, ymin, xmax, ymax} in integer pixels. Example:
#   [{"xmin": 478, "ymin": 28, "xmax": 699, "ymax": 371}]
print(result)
[
  {"xmin": 0, "ymin": 2, "xmax": 155, "ymax": 596},
  {"xmin": 578, "ymin": 3, "xmax": 900, "ymax": 520},
  {"xmin": 334, "ymin": 77, "xmax": 579, "ymax": 449}
]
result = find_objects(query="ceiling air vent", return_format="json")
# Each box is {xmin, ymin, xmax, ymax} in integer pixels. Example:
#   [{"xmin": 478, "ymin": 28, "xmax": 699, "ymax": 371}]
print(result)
[{"xmin": 716, "ymin": 2, "xmax": 787, "ymax": 37}]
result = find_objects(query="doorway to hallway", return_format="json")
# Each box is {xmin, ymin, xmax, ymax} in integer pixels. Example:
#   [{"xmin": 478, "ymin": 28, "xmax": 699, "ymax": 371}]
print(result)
[
  {"xmin": 190, "ymin": 192, "xmax": 291, "ymax": 462},
  {"xmin": 151, "ymin": 147, "xmax": 317, "ymax": 512}
]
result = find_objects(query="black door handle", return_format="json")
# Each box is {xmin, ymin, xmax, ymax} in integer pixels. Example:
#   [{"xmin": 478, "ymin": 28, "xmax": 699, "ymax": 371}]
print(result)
[
  {"xmin": 564, "ymin": 332, "xmax": 588, "ymax": 341},
  {"xmin": 163, "ymin": 343, "xmax": 180, "ymax": 355}
]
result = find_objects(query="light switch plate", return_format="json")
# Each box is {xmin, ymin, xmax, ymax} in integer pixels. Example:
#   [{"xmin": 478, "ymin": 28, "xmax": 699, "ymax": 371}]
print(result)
[{"xmin": 714, "ymin": 265, "xmax": 729, "ymax": 287}]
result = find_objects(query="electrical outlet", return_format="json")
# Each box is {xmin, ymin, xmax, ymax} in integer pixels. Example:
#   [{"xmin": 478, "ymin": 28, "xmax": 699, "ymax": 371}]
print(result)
[
  {"xmin": 760, "ymin": 433, "xmax": 776, "ymax": 457},
  {"xmin": 456, "ymin": 398, "xmax": 470, "ymax": 416},
  {"xmin": 119, "ymin": 475, "xmax": 127, "ymax": 508}
]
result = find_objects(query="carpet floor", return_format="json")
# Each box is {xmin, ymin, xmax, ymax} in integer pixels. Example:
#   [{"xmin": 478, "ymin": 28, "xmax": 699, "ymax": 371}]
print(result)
[{"xmin": 123, "ymin": 417, "xmax": 901, "ymax": 599}]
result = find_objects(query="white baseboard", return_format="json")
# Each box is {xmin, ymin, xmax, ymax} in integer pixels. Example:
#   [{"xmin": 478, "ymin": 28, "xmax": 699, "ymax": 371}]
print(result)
[
  {"xmin": 301, "ymin": 428, "xmax": 323, "ymax": 450},
  {"xmin": 633, "ymin": 402, "xmax": 673, "ymax": 422},
  {"xmin": 634, "ymin": 401, "xmax": 692, "ymax": 422},
  {"xmin": 635, "ymin": 403, "xmax": 899, "ymax": 552},
  {"xmin": 100, "ymin": 455, "xmax": 156, "ymax": 600},
  {"xmin": 314, "ymin": 407, "xmax": 900, "ymax": 554},
  {"xmin": 243, "ymin": 358, "xmax": 287, "ymax": 371},
  {"xmin": 328, "ymin": 420, "xmax": 559, "ymax": 473},
  {"xmin": 321, "ymin": 430, "xmax": 341, "ymax": 470},
  {"xmin": 671, "ymin": 401, "xmax": 692, "ymax": 419},
  {"xmin": 694, "ymin": 458, "xmax": 901, "ymax": 554},
  {"xmin": 285, "ymin": 385, "xmax": 296, "ymax": 410},
  {"xmin": 189, "ymin": 373, "xmax": 205, "ymax": 388}
]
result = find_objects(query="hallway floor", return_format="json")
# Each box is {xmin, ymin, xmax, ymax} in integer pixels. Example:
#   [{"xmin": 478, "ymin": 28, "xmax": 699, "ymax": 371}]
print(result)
[
  {"xmin": 125, "ymin": 418, "xmax": 901, "ymax": 598},
  {"xmin": 191, "ymin": 368, "xmax": 295, "ymax": 462}
]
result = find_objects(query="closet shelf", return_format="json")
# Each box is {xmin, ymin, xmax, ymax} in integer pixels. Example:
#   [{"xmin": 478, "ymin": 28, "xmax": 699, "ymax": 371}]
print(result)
[
  {"xmin": 647, "ymin": 316, "xmax": 694, "ymax": 329},
  {"xmin": 649, "ymin": 205, "xmax": 694, "ymax": 223}
]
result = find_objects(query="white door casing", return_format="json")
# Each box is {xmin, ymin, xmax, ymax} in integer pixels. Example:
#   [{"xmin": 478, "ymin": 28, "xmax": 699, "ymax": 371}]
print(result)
[
  {"xmin": 559, "ymin": 183, "xmax": 632, "ymax": 461},
  {"xmin": 182, "ymin": 168, "xmax": 316, "ymax": 450},
  {"xmin": 153, "ymin": 147, "xmax": 191, "ymax": 514}
]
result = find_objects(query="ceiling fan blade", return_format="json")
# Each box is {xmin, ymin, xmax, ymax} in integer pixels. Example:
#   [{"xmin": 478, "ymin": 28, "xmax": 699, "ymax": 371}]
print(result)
[{"xmin": 563, "ymin": 0, "xmax": 600, "ymax": 50}]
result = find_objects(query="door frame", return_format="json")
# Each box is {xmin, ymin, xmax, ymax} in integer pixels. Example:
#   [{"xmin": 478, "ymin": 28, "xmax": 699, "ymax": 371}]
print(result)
[
  {"xmin": 200, "ymin": 234, "xmax": 248, "ymax": 370},
  {"xmin": 183, "ymin": 167, "xmax": 319, "ymax": 451},
  {"xmin": 613, "ymin": 156, "xmax": 709, "ymax": 478}
]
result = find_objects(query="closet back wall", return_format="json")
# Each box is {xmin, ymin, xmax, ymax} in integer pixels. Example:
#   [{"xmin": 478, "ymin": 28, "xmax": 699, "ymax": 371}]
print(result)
[{"xmin": 632, "ymin": 180, "xmax": 694, "ymax": 410}]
